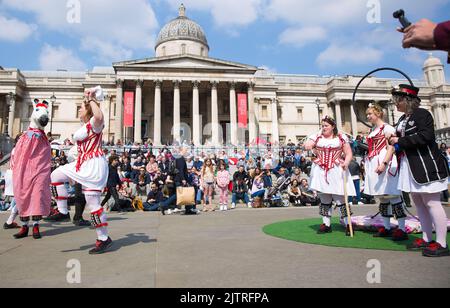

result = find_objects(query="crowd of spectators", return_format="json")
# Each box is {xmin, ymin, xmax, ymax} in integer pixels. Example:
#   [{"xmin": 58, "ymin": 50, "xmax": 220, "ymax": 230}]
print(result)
[{"xmin": 2, "ymin": 136, "xmax": 449, "ymax": 214}]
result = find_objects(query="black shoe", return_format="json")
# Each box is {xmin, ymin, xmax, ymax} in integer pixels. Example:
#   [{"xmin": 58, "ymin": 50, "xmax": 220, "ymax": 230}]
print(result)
[
  {"xmin": 89, "ymin": 237, "xmax": 113, "ymax": 255},
  {"xmin": 392, "ymin": 229, "xmax": 409, "ymax": 242},
  {"xmin": 13, "ymin": 226, "xmax": 29, "ymax": 239},
  {"xmin": 345, "ymin": 225, "xmax": 354, "ymax": 237},
  {"xmin": 184, "ymin": 210, "xmax": 197, "ymax": 215},
  {"xmin": 44, "ymin": 211, "xmax": 71, "ymax": 222},
  {"xmin": 317, "ymin": 224, "xmax": 332, "ymax": 234},
  {"xmin": 3, "ymin": 222, "xmax": 20, "ymax": 230},
  {"xmin": 422, "ymin": 242, "xmax": 450, "ymax": 257},
  {"xmin": 73, "ymin": 219, "xmax": 91, "ymax": 227},
  {"xmin": 373, "ymin": 227, "xmax": 392, "ymax": 238},
  {"xmin": 160, "ymin": 206, "xmax": 166, "ymax": 216},
  {"xmin": 407, "ymin": 239, "xmax": 430, "ymax": 251}
]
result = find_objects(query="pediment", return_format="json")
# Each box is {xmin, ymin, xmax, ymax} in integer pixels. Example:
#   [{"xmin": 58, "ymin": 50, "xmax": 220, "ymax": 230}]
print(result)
[{"xmin": 113, "ymin": 55, "xmax": 257, "ymax": 72}]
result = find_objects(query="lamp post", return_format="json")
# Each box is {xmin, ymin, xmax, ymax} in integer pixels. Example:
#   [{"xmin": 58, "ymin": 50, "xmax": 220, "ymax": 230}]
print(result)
[
  {"xmin": 315, "ymin": 98, "xmax": 321, "ymax": 130},
  {"xmin": 6, "ymin": 92, "xmax": 15, "ymax": 137},
  {"xmin": 389, "ymin": 99, "xmax": 396, "ymax": 126},
  {"xmin": 104, "ymin": 94, "xmax": 111, "ymax": 144},
  {"xmin": 50, "ymin": 93, "xmax": 56, "ymax": 136}
]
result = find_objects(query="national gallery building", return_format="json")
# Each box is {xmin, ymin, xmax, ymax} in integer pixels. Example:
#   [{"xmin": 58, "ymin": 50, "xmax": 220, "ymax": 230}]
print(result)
[{"xmin": 1, "ymin": 5, "xmax": 449, "ymax": 146}]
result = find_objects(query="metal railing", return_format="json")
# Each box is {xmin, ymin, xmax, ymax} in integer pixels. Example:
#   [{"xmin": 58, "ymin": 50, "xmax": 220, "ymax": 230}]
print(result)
[{"xmin": 436, "ymin": 127, "xmax": 450, "ymax": 145}]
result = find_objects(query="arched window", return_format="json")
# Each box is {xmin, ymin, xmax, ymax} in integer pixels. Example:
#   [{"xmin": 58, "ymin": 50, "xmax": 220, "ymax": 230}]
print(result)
[{"xmin": 181, "ymin": 44, "xmax": 186, "ymax": 55}]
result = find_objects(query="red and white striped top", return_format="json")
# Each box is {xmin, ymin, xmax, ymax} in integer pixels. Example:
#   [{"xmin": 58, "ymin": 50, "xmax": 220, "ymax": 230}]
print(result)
[
  {"xmin": 367, "ymin": 125, "xmax": 388, "ymax": 160},
  {"xmin": 75, "ymin": 122, "xmax": 104, "ymax": 172},
  {"xmin": 312, "ymin": 134, "xmax": 346, "ymax": 183}
]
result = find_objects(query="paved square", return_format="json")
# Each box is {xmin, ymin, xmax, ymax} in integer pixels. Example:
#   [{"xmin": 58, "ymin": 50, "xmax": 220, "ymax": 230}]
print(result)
[{"xmin": 1, "ymin": 205, "xmax": 449, "ymax": 288}]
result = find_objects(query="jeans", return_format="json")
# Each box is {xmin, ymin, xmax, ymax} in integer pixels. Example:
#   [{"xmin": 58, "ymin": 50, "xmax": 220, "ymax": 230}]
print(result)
[
  {"xmin": 251, "ymin": 190, "xmax": 265, "ymax": 199},
  {"xmin": 232, "ymin": 193, "xmax": 250, "ymax": 204},
  {"xmin": 159, "ymin": 195, "xmax": 177, "ymax": 211},
  {"xmin": 349, "ymin": 179, "xmax": 361, "ymax": 204},
  {"xmin": 143, "ymin": 202, "xmax": 160, "ymax": 211}
]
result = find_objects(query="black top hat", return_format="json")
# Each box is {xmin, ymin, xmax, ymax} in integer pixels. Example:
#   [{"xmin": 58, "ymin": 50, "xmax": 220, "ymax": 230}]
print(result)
[{"xmin": 391, "ymin": 84, "xmax": 421, "ymax": 102}]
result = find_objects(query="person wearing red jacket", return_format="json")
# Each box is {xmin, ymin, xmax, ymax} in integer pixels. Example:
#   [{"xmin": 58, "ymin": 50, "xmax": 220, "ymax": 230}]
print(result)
[{"xmin": 399, "ymin": 19, "xmax": 450, "ymax": 63}]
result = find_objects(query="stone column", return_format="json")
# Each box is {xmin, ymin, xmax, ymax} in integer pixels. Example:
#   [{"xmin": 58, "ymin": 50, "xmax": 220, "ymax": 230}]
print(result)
[
  {"xmin": 134, "ymin": 79, "xmax": 143, "ymax": 144},
  {"xmin": 438, "ymin": 104, "xmax": 447, "ymax": 128},
  {"xmin": 101, "ymin": 94, "xmax": 111, "ymax": 142},
  {"xmin": 115, "ymin": 79, "xmax": 124, "ymax": 142},
  {"xmin": 445, "ymin": 103, "xmax": 450, "ymax": 128},
  {"xmin": 6, "ymin": 93, "xmax": 16, "ymax": 138},
  {"xmin": 327, "ymin": 102, "xmax": 334, "ymax": 118},
  {"xmin": 271, "ymin": 98, "xmax": 280, "ymax": 144},
  {"xmin": 192, "ymin": 81, "xmax": 201, "ymax": 146},
  {"xmin": 211, "ymin": 81, "xmax": 220, "ymax": 146},
  {"xmin": 173, "ymin": 80, "xmax": 181, "ymax": 144},
  {"xmin": 153, "ymin": 80, "xmax": 162, "ymax": 145},
  {"xmin": 350, "ymin": 101, "xmax": 358, "ymax": 136},
  {"xmin": 248, "ymin": 82, "xmax": 256, "ymax": 143},
  {"xmin": 0, "ymin": 97, "xmax": 4, "ymax": 134},
  {"xmin": 334, "ymin": 100, "xmax": 343, "ymax": 131},
  {"xmin": 229, "ymin": 82, "xmax": 237, "ymax": 145}
]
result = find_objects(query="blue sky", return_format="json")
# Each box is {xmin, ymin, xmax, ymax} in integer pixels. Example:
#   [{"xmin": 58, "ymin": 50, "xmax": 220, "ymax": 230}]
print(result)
[{"xmin": 0, "ymin": 0, "xmax": 449, "ymax": 81}]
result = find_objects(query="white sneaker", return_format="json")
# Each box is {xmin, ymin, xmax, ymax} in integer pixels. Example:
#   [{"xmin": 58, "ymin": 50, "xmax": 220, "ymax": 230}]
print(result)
[
  {"xmin": 248, "ymin": 203, "xmax": 253, "ymax": 208},
  {"xmin": 167, "ymin": 209, "xmax": 173, "ymax": 215},
  {"xmin": 224, "ymin": 206, "xmax": 228, "ymax": 211},
  {"xmin": 358, "ymin": 202, "xmax": 364, "ymax": 205},
  {"xmin": 220, "ymin": 205, "xmax": 224, "ymax": 211},
  {"xmin": 231, "ymin": 203, "xmax": 236, "ymax": 209}
]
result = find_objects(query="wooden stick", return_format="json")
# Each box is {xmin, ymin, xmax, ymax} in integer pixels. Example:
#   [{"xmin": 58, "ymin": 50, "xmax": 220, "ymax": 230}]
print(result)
[{"xmin": 343, "ymin": 172, "xmax": 354, "ymax": 238}]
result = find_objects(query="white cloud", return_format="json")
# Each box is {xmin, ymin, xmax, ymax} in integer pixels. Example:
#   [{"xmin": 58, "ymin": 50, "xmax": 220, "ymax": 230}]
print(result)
[
  {"xmin": 317, "ymin": 44, "xmax": 383, "ymax": 68},
  {"xmin": 39, "ymin": 44, "xmax": 86, "ymax": 71},
  {"xmin": 164, "ymin": 0, "xmax": 262, "ymax": 28},
  {"xmin": 279, "ymin": 26, "xmax": 327, "ymax": 48},
  {"xmin": 265, "ymin": 0, "xmax": 366, "ymax": 26},
  {"xmin": 80, "ymin": 37, "xmax": 133, "ymax": 64},
  {"xmin": 2, "ymin": 0, "xmax": 159, "ymax": 61},
  {"xmin": 0, "ymin": 15, "xmax": 36, "ymax": 42}
]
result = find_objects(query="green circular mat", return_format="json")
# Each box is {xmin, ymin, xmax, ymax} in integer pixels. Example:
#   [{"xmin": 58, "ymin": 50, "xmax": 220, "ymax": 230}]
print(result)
[{"xmin": 263, "ymin": 218, "xmax": 450, "ymax": 251}]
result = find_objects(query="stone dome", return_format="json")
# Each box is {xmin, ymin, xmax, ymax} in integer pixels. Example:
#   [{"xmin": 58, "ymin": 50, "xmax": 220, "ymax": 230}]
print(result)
[
  {"xmin": 155, "ymin": 4, "xmax": 209, "ymax": 50},
  {"xmin": 424, "ymin": 53, "xmax": 442, "ymax": 68}
]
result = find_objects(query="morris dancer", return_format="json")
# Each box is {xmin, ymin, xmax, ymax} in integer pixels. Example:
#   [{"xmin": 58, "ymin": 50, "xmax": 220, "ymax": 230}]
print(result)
[
  {"xmin": 364, "ymin": 103, "xmax": 408, "ymax": 241},
  {"xmin": 388, "ymin": 84, "xmax": 449, "ymax": 257},
  {"xmin": 50, "ymin": 87, "xmax": 112, "ymax": 254},
  {"xmin": 12, "ymin": 99, "xmax": 51, "ymax": 239},
  {"xmin": 305, "ymin": 116, "xmax": 356, "ymax": 236}
]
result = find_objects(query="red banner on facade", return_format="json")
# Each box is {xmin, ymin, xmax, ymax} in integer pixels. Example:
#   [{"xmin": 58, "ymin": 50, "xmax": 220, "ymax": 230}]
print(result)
[
  {"xmin": 124, "ymin": 91, "xmax": 134, "ymax": 128},
  {"xmin": 237, "ymin": 93, "xmax": 248, "ymax": 129}
]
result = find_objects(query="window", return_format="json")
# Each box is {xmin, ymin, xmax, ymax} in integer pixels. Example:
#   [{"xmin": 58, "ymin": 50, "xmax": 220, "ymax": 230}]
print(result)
[
  {"xmin": 162, "ymin": 46, "xmax": 166, "ymax": 57},
  {"xmin": 297, "ymin": 136, "xmax": 306, "ymax": 143},
  {"xmin": 52, "ymin": 106, "xmax": 59, "ymax": 119},
  {"xmin": 201, "ymin": 47, "xmax": 205, "ymax": 57},
  {"xmin": 181, "ymin": 44, "xmax": 186, "ymax": 55},
  {"xmin": 278, "ymin": 107, "xmax": 282, "ymax": 121},
  {"xmin": 261, "ymin": 105, "xmax": 268, "ymax": 118},
  {"xmin": 297, "ymin": 108, "xmax": 303, "ymax": 121},
  {"xmin": 279, "ymin": 136, "xmax": 286, "ymax": 144},
  {"xmin": 319, "ymin": 108, "xmax": 324, "ymax": 119},
  {"xmin": 76, "ymin": 106, "xmax": 81, "ymax": 118},
  {"xmin": 223, "ymin": 101, "xmax": 229, "ymax": 115}
]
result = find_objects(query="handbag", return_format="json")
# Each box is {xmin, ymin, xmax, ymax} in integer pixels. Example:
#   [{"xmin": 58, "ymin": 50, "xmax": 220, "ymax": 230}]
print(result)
[{"xmin": 176, "ymin": 187, "xmax": 195, "ymax": 207}]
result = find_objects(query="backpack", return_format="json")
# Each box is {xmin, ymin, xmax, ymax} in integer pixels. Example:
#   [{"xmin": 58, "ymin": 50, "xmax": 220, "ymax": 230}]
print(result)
[{"xmin": 132, "ymin": 196, "xmax": 144, "ymax": 211}]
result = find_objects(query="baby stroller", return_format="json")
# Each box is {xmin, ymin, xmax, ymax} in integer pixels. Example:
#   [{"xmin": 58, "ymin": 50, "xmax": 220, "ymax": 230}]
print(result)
[{"xmin": 264, "ymin": 176, "xmax": 291, "ymax": 208}]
